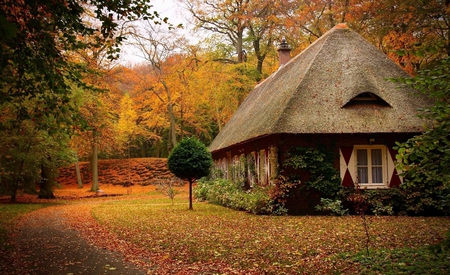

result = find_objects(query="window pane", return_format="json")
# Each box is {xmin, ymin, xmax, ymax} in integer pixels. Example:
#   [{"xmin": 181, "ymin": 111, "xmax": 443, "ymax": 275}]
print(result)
[
  {"xmin": 357, "ymin": 149, "xmax": 368, "ymax": 165},
  {"xmin": 372, "ymin": 167, "xmax": 383, "ymax": 183},
  {"xmin": 371, "ymin": 149, "xmax": 382, "ymax": 165},
  {"xmin": 358, "ymin": 167, "xmax": 368, "ymax": 183}
]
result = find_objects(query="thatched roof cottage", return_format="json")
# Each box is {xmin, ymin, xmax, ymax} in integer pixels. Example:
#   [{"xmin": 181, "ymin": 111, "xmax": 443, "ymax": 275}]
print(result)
[{"xmin": 209, "ymin": 24, "xmax": 430, "ymax": 213}]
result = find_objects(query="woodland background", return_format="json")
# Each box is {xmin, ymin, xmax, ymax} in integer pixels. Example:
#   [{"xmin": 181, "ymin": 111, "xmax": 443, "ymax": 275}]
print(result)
[{"xmin": 1, "ymin": 0, "xmax": 449, "ymax": 200}]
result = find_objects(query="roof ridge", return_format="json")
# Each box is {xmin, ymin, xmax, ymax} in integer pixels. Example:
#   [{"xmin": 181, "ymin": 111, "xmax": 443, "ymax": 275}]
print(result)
[{"xmin": 333, "ymin": 22, "xmax": 349, "ymax": 29}]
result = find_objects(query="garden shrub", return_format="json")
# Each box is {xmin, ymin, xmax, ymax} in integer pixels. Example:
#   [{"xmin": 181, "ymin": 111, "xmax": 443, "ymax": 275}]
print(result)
[
  {"xmin": 393, "ymin": 57, "xmax": 450, "ymax": 216},
  {"xmin": 194, "ymin": 179, "xmax": 287, "ymax": 215},
  {"xmin": 371, "ymin": 185, "xmax": 449, "ymax": 216},
  {"xmin": 364, "ymin": 188, "xmax": 404, "ymax": 216},
  {"xmin": 336, "ymin": 185, "xmax": 449, "ymax": 216},
  {"xmin": 282, "ymin": 145, "xmax": 342, "ymax": 210},
  {"xmin": 315, "ymin": 198, "xmax": 349, "ymax": 215},
  {"xmin": 400, "ymin": 180, "xmax": 450, "ymax": 215}
]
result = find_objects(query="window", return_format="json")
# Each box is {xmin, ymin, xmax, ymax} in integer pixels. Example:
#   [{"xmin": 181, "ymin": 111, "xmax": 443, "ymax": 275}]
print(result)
[
  {"xmin": 342, "ymin": 92, "xmax": 391, "ymax": 108},
  {"xmin": 355, "ymin": 146, "xmax": 386, "ymax": 187},
  {"xmin": 247, "ymin": 152, "xmax": 257, "ymax": 187},
  {"xmin": 259, "ymin": 149, "xmax": 267, "ymax": 185},
  {"xmin": 340, "ymin": 145, "xmax": 400, "ymax": 189}
]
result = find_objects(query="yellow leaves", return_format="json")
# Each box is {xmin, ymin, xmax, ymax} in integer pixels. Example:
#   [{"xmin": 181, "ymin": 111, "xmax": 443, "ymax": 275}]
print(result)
[{"xmin": 117, "ymin": 94, "xmax": 137, "ymax": 133}]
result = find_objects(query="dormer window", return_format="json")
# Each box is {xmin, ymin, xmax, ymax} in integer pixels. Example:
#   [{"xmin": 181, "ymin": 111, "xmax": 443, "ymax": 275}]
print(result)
[{"xmin": 342, "ymin": 92, "xmax": 391, "ymax": 108}]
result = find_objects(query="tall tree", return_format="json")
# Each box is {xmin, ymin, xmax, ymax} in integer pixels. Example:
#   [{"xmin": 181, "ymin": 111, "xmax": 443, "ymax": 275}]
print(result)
[
  {"xmin": 285, "ymin": 0, "xmax": 450, "ymax": 74},
  {"xmin": 371, "ymin": 0, "xmax": 450, "ymax": 73},
  {"xmin": 116, "ymin": 93, "xmax": 139, "ymax": 157},
  {"xmin": 184, "ymin": 0, "xmax": 250, "ymax": 63},
  {"xmin": 0, "ymin": 93, "xmax": 75, "ymax": 200},
  {"xmin": 131, "ymin": 23, "xmax": 189, "ymax": 152},
  {"xmin": 121, "ymin": 48, "xmax": 258, "ymax": 154},
  {"xmin": 0, "ymin": 0, "xmax": 161, "ymax": 200},
  {"xmin": 246, "ymin": 0, "xmax": 284, "ymax": 73},
  {"xmin": 395, "ymin": 57, "xmax": 450, "ymax": 214}
]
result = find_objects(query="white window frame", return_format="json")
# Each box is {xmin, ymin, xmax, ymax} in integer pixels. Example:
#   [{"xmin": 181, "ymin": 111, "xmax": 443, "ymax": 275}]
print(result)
[
  {"xmin": 353, "ymin": 145, "xmax": 388, "ymax": 189},
  {"xmin": 247, "ymin": 152, "xmax": 257, "ymax": 187},
  {"xmin": 259, "ymin": 149, "xmax": 266, "ymax": 185}
]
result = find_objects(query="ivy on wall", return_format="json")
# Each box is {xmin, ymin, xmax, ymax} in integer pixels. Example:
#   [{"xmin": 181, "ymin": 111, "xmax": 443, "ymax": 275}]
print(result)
[{"xmin": 283, "ymin": 146, "xmax": 342, "ymax": 198}]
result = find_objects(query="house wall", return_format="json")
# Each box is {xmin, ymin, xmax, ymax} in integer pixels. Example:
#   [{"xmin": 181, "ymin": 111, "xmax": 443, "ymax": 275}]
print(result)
[
  {"xmin": 278, "ymin": 133, "xmax": 415, "ymax": 186},
  {"xmin": 211, "ymin": 132, "xmax": 419, "ymax": 214},
  {"xmin": 212, "ymin": 133, "xmax": 416, "ymax": 178},
  {"xmin": 211, "ymin": 135, "xmax": 281, "ymax": 187}
]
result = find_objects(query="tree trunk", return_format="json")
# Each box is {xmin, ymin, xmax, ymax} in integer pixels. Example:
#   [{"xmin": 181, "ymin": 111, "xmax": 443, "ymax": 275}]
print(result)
[
  {"xmin": 154, "ymin": 139, "xmax": 161, "ymax": 157},
  {"xmin": 237, "ymin": 28, "xmax": 244, "ymax": 63},
  {"xmin": 9, "ymin": 165, "xmax": 20, "ymax": 202},
  {"xmin": 10, "ymin": 142, "xmax": 31, "ymax": 202},
  {"xmin": 252, "ymin": 36, "xmax": 264, "ymax": 73},
  {"xmin": 341, "ymin": 0, "xmax": 350, "ymax": 23},
  {"xmin": 75, "ymin": 160, "xmax": 83, "ymax": 188},
  {"xmin": 10, "ymin": 179, "xmax": 18, "ymax": 203},
  {"xmin": 189, "ymin": 179, "xmax": 193, "ymax": 210},
  {"xmin": 38, "ymin": 164, "xmax": 55, "ymax": 199},
  {"xmin": 90, "ymin": 130, "xmax": 99, "ymax": 192},
  {"xmin": 168, "ymin": 103, "xmax": 177, "ymax": 151},
  {"xmin": 128, "ymin": 142, "xmax": 132, "ymax": 185}
]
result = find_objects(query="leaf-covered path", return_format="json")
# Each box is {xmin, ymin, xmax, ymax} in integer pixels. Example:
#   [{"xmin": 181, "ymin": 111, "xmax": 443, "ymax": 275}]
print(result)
[{"xmin": 11, "ymin": 203, "xmax": 147, "ymax": 275}]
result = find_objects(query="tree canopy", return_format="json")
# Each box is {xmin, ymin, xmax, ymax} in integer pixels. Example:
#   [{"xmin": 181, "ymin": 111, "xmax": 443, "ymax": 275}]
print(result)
[
  {"xmin": 394, "ymin": 57, "xmax": 450, "ymax": 214},
  {"xmin": 167, "ymin": 137, "xmax": 213, "ymax": 209},
  {"xmin": 0, "ymin": 0, "xmax": 160, "ymax": 200}
]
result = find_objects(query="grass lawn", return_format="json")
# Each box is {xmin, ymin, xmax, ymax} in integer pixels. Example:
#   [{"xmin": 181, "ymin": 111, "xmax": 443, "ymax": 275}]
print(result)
[{"xmin": 92, "ymin": 197, "xmax": 450, "ymax": 274}]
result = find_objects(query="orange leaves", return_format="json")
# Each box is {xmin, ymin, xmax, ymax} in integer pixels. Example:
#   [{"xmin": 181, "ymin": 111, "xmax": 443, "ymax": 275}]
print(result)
[
  {"xmin": 9, "ymin": 184, "xmax": 450, "ymax": 274},
  {"xmin": 92, "ymin": 199, "xmax": 450, "ymax": 274},
  {"xmin": 118, "ymin": 49, "xmax": 257, "ymax": 148}
]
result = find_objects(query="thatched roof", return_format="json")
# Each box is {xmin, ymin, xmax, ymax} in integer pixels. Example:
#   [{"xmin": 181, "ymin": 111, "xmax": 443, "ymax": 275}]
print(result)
[{"xmin": 209, "ymin": 24, "xmax": 430, "ymax": 152}]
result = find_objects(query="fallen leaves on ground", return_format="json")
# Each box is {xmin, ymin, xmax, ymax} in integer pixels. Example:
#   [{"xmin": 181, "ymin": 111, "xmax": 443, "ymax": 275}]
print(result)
[
  {"xmin": 2, "ymin": 184, "xmax": 450, "ymax": 274},
  {"xmin": 92, "ymin": 199, "xmax": 450, "ymax": 274}
]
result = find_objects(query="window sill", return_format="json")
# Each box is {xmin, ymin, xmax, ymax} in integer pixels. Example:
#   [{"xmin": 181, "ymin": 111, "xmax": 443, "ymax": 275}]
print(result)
[{"xmin": 357, "ymin": 184, "xmax": 388, "ymax": 190}]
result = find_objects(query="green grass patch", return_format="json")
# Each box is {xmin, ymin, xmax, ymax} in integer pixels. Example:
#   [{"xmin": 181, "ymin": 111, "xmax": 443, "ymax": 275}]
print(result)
[
  {"xmin": 93, "ymin": 199, "xmax": 450, "ymax": 274},
  {"xmin": 346, "ymin": 246, "xmax": 450, "ymax": 274},
  {"xmin": 0, "ymin": 204, "xmax": 49, "ymax": 249}
]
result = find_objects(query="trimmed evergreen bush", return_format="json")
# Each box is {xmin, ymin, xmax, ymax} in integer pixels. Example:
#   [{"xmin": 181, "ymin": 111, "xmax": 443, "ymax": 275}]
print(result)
[{"xmin": 168, "ymin": 137, "xmax": 213, "ymax": 210}]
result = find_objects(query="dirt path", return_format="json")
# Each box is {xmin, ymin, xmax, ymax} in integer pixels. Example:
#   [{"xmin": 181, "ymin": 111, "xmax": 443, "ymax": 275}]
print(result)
[{"xmin": 12, "ymin": 204, "xmax": 147, "ymax": 275}]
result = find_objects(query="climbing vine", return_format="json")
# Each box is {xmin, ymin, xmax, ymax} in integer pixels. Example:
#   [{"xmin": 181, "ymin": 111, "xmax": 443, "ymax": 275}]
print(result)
[{"xmin": 283, "ymin": 146, "xmax": 342, "ymax": 198}]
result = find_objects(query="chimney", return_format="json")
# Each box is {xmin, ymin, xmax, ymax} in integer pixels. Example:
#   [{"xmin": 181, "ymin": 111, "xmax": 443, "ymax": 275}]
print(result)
[{"xmin": 277, "ymin": 37, "xmax": 292, "ymax": 67}]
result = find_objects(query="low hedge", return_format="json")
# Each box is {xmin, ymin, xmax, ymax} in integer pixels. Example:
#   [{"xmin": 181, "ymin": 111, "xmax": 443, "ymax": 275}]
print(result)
[{"xmin": 194, "ymin": 179, "xmax": 287, "ymax": 215}]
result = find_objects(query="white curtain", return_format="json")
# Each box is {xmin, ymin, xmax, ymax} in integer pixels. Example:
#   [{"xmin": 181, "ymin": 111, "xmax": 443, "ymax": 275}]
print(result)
[{"xmin": 356, "ymin": 149, "xmax": 368, "ymax": 183}]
